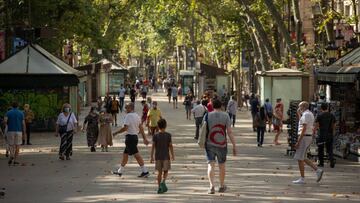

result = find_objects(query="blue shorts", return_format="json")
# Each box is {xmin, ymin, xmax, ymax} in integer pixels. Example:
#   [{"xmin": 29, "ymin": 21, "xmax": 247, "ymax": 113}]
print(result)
[{"xmin": 205, "ymin": 145, "xmax": 227, "ymax": 164}]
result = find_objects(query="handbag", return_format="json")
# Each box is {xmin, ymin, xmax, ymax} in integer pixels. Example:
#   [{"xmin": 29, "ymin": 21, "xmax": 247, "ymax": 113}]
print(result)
[
  {"xmin": 59, "ymin": 113, "xmax": 72, "ymax": 134},
  {"xmin": 197, "ymin": 113, "xmax": 209, "ymax": 148}
]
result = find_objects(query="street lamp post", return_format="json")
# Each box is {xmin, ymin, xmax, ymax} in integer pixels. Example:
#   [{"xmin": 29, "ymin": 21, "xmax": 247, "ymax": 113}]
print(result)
[{"xmin": 325, "ymin": 43, "xmax": 338, "ymax": 65}]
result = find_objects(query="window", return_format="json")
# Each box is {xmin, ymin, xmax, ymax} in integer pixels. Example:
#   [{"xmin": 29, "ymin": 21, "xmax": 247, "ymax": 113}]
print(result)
[{"xmin": 345, "ymin": 5, "xmax": 350, "ymax": 17}]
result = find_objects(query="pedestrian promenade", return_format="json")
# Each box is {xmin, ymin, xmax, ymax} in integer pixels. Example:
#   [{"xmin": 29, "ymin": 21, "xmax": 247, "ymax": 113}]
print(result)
[{"xmin": 0, "ymin": 91, "xmax": 359, "ymax": 202}]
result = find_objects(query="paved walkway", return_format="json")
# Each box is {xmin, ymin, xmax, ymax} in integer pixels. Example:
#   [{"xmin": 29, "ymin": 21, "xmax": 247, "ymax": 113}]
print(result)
[{"xmin": 0, "ymin": 91, "xmax": 359, "ymax": 202}]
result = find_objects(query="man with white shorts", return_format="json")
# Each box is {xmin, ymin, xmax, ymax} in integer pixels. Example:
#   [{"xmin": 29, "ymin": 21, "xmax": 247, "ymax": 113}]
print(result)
[
  {"xmin": 4, "ymin": 102, "xmax": 26, "ymax": 165},
  {"xmin": 292, "ymin": 101, "xmax": 323, "ymax": 184}
]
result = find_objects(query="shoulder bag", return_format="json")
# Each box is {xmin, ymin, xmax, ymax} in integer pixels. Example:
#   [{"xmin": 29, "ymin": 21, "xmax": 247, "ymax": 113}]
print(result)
[
  {"xmin": 59, "ymin": 113, "xmax": 72, "ymax": 134},
  {"xmin": 198, "ymin": 113, "xmax": 209, "ymax": 148}
]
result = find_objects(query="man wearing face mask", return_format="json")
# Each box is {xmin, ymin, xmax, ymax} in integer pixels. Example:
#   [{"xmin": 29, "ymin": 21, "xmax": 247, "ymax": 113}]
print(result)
[
  {"xmin": 147, "ymin": 101, "xmax": 162, "ymax": 136},
  {"xmin": 292, "ymin": 101, "xmax": 323, "ymax": 184}
]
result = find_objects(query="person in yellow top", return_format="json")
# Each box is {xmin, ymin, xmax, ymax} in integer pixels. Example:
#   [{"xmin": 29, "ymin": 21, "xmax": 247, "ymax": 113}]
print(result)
[
  {"xmin": 23, "ymin": 104, "xmax": 34, "ymax": 145},
  {"xmin": 147, "ymin": 101, "xmax": 162, "ymax": 136}
]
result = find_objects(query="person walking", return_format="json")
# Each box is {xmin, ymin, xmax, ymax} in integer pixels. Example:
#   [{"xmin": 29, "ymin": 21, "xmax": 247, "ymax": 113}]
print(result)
[
  {"xmin": 147, "ymin": 101, "xmax": 162, "ymax": 136},
  {"xmin": 110, "ymin": 96, "xmax": 120, "ymax": 126},
  {"xmin": 167, "ymin": 86, "xmax": 172, "ymax": 103},
  {"xmin": 184, "ymin": 92, "xmax": 194, "ymax": 120},
  {"xmin": 113, "ymin": 102, "xmax": 150, "ymax": 177},
  {"xmin": 255, "ymin": 106, "xmax": 267, "ymax": 147},
  {"xmin": 273, "ymin": 98, "xmax": 283, "ymax": 145},
  {"xmin": 205, "ymin": 99, "xmax": 237, "ymax": 194},
  {"xmin": 23, "ymin": 104, "xmax": 34, "ymax": 145},
  {"xmin": 118, "ymin": 84, "xmax": 126, "ymax": 113},
  {"xmin": 264, "ymin": 98, "xmax": 273, "ymax": 132},
  {"xmin": 98, "ymin": 109, "xmax": 113, "ymax": 152},
  {"xmin": 171, "ymin": 85, "xmax": 178, "ymax": 109},
  {"xmin": 1, "ymin": 108, "xmax": 11, "ymax": 158},
  {"xmin": 141, "ymin": 100, "xmax": 149, "ymax": 125},
  {"xmin": 222, "ymin": 93, "xmax": 230, "ymax": 111},
  {"xmin": 55, "ymin": 103, "xmax": 78, "ymax": 160},
  {"xmin": 314, "ymin": 103, "xmax": 336, "ymax": 168},
  {"xmin": 243, "ymin": 92, "xmax": 250, "ymax": 110},
  {"xmin": 4, "ymin": 102, "xmax": 26, "ymax": 165},
  {"xmin": 104, "ymin": 93, "xmax": 112, "ymax": 113},
  {"xmin": 250, "ymin": 94, "xmax": 259, "ymax": 132},
  {"xmin": 82, "ymin": 107, "xmax": 99, "ymax": 152},
  {"xmin": 141, "ymin": 85, "xmax": 148, "ymax": 100},
  {"xmin": 206, "ymin": 98, "xmax": 214, "ymax": 113},
  {"xmin": 226, "ymin": 96, "xmax": 237, "ymax": 127},
  {"xmin": 150, "ymin": 119, "xmax": 175, "ymax": 194},
  {"xmin": 191, "ymin": 100, "xmax": 207, "ymax": 140},
  {"xmin": 292, "ymin": 101, "xmax": 323, "ymax": 184},
  {"xmin": 130, "ymin": 85, "xmax": 137, "ymax": 103},
  {"xmin": 97, "ymin": 96, "xmax": 103, "ymax": 111},
  {"xmin": 177, "ymin": 85, "xmax": 183, "ymax": 101}
]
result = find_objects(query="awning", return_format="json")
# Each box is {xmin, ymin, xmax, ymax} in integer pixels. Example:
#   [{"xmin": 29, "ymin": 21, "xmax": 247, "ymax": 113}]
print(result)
[
  {"xmin": 317, "ymin": 66, "xmax": 360, "ymax": 83},
  {"xmin": 256, "ymin": 67, "xmax": 308, "ymax": 77},
  {"xmin": 200, "ymin": 63, "xmax": 227, "ymax": 77},
  {"xmin": 0, "ymin": 74, "xmax": 79, "ymax": 88}
]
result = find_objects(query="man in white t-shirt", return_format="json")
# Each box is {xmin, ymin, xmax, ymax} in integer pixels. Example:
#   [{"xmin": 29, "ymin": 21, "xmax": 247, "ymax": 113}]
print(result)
[
  {"xmin": 118, "ymin": 84, "xmax": 126, "ymax": 113},
  {"xmin": 292, "ymin": 101, "xmax": 323, "ymax": 184},
  {"xmin": 113, "ymin": 102, "xmax": 150, "ymax": 177}
]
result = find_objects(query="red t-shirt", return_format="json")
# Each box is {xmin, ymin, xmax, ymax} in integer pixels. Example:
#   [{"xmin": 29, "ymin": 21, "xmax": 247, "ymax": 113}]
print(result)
[
  {"xmin": 142, "ymin": 104, "xmax": 149, "ymax": 122},
  {"xmin": 207, "ymin": 102, "xmax": 214, "ymax": 112}
]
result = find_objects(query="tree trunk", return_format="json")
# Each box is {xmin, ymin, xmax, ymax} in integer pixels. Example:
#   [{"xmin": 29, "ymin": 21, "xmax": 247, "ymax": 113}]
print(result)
[
  {"xmin": 254, "ymin": 31, "xmax": 271, "ymax": 71},
  {"xmin": 236, "ymin": 0, "xmax": 281, "ymax": 64},
  {"xmin": 192, "ymin": 10, "xmax": 198, "ymax": 64},
  {"xmin": 319, "ymin": 0, "xmax": 334, "ymax": 42},
  {"xmin": 352, "ymin": 0, "xmax": 359, "ymax": 40},
  {"xmin": 245, "ymin": 21, "xmax": 271, "ymax": 71},
  {"xmin": 263, "ymin": 0, "xmax": 299, "ymax": 59},
  {"xmin": 292, "ymin": 0, "xmax": 303, "ymax": 49}
]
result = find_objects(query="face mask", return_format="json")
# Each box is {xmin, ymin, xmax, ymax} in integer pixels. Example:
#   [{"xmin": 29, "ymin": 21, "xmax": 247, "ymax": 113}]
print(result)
[{"xmin": 64, "ymin": 108, "xmax": 70, "ymax": 113}]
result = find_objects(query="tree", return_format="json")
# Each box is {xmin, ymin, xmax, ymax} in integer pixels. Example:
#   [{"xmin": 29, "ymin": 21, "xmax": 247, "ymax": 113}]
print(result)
[
  {"xmin": 262, "ymin": 0, "xmax": 299, "ymax": 60},
  {"xmin": 236, "ymin": 0, "xmax": 281, "ymax": 66}
]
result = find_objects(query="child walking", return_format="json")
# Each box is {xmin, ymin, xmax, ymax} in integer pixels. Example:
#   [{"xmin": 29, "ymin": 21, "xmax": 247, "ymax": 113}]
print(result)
[{"xmin": 150, "ymin": 119, "xmax": 175, "ymax": 194}]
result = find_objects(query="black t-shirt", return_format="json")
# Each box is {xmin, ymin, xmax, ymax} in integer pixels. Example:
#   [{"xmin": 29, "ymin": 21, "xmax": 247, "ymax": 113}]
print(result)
[
  {"xmin": 315, "ymin": 112, "xmax": 336, "ymax": 137},
  {"xmin": 153, "ymin": 132, "xmax": 172, "ymax": 160},
  {"xmin": 250, "ymin": 98, "xmax": 259, "ymax": 113},
  {"xmin": 130, "ymin": 88, "xmax": 136, "ymax": 97},
  {"xmin": 167, "ymin": 87, "xmax": 172, "ymax": 96}
]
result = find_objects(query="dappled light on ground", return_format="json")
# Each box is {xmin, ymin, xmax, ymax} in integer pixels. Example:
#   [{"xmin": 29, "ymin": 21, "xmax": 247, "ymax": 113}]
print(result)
[{"xmin": 1, "ymin": 92, "xmax": 359, "ymax": 202}]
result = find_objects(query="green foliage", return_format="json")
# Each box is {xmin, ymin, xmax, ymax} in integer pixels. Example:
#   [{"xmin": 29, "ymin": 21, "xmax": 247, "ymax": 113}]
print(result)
[{"xmin": 1, "ymin": 0, "xmax": 308, "ymax": 70}]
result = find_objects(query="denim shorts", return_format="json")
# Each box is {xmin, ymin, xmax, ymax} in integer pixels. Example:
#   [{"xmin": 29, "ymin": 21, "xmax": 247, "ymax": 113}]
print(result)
[{"xmin": 205, "ymin": 144, "xmax": 227, "ymax": 164}]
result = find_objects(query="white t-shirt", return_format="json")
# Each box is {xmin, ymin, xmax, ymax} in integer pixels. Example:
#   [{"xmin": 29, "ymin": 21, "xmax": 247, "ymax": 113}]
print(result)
[
  {"xmin": 56, "ymin": 113, "xmax": 78, "ymax": 131},
  {"xmin": 298, "ymin": 110, "xmax": 314, "ymax": 135},
  {"xmin": 123, "ymin": 112, "xmax": 141, "ymax": 135},
  {"xmin": 119, "ymin": 87, "xmax": 126, "ymax": 98},
  {"xmin": 191, "ymin": 104, "xmax": 207, "ymax": 118}
]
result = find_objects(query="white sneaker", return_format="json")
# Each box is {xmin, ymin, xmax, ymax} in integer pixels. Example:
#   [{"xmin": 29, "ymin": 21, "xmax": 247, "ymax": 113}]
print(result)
[
  {"xmin": 292, "ymin": 177, "xmax": 305, "ymax": 184},
  {"xmin": 316, "ymin": 169, "xmax": 324, "ymax": 182}
]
